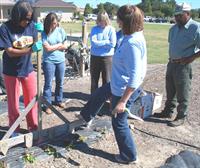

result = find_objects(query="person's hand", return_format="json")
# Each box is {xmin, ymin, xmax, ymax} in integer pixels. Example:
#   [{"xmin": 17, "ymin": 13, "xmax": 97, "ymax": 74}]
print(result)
[
  {"xmin": 22, "ymin": 47, "xmax": 32, "ymax": 54},
  {"xmin": 112, "ymin": 101, "xmax": 126, "ymax": 118},
  {"xmin": 57, "ymin": 43, "xmax": 66, "ymax": 51},
  {"xmin": 34, "ymin": 22, "xmax": 44, "ymax": 32},
  {"xmin": 32, "ymin": 40, "xmax": 42, "ymax": 52}
]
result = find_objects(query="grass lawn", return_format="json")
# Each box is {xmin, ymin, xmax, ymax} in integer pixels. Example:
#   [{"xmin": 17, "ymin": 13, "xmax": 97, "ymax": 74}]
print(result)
[
  {"xmin": 61, "ymin": 21, "xmax": 171, "ymax": 64},
  {"xmin": 0, "ymin": 22, "xmax": 171, "ymax": 65},
  {"xmin": 144, "ymin": 24, "xmax": 170, "ymax": 64}
]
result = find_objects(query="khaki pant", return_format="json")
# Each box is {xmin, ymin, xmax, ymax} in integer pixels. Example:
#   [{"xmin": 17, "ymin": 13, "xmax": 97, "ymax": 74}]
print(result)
[{"xmin": 164, "ymin": 62, "xmax": 192, "ymax": 118}]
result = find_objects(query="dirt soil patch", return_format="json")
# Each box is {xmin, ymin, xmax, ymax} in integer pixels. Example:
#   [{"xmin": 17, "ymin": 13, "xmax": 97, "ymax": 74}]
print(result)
[{"xmin": 1, "ymin": 63, "xmax": 200, "ymax": 168}]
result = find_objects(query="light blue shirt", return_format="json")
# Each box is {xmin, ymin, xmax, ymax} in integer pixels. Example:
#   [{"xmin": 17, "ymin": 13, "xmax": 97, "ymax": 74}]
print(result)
[
  {"xmin": 42, "ymin": 27, "xmax": 67, "ymax": 64},
  {"xmin": 115, "ymin": 30, "xmax": 123, "ymax": 50},
  {"xmin": 111, "ymin": 31, "xmax": 147, "ymax": 96},
  {"xmin": 169, "ymin": 18, "xmax": 200, "ymax": 59},
  {"xmin": 90, "ymin": 25, "xmax": 116, "ymax": 57}
]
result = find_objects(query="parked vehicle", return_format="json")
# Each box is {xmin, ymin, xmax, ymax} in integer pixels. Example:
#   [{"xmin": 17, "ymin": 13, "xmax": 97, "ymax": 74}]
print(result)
[
  {"xmin": 149, "ymin": 17, "xmax": 156, "ymax": 22},
  {"xmin": 85, "ymin": 14, "xmax": 97, "ymax": 21},
  {"xmin": 144, "ymin": 16, "xmax": 152, "ymax": 22},
  {"xmin": 155, "ymin": 18, "xmax": 168, "ymax": 23}
]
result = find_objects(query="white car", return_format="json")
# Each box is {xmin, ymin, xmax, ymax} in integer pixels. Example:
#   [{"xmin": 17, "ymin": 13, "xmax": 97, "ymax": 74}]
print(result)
[
  {"xmin": 85, "ymin": 14, "xmax": 97, "ymax": 21},
  {"xmin": 144, "ymin": 16, "xmax": 152, "ymax": 22}
]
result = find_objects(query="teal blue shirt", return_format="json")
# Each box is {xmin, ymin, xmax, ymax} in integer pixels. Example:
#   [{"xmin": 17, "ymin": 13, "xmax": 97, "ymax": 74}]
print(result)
[
  {"xmin": 168, "ymin": 18, "xmax": 200, "ymax": 59},
  {"xmin": 42, "ymin": 27, "xmax": 67, "ymax": 64}
]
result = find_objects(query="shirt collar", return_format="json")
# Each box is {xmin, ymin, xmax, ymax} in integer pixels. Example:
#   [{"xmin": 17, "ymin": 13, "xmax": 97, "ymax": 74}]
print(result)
[{"xmin": 184, "ymin": 18, "xmax": 193, "ymax": 29}]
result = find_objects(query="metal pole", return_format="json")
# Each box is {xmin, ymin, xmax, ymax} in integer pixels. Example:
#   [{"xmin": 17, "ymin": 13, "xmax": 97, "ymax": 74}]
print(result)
[
  {"xmin": 37, "ymin": 50, "xmax": 42, "ymax": 132},
  {"xmin": 36, "ymin": 20, "xmax": 43, "ymax": 133},
  {"xmin": 80, "ymin": 20, "xmax": 87, "ymax": 77}
]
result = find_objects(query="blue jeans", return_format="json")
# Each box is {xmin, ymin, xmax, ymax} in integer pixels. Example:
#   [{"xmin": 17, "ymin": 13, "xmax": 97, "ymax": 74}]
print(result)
[
  {"xmin": 111, "ymin": 94, "xmax": 137, "ymax": 162},
  {"xmin": 43, "ymin": 61, "xmax": 65, "ymax": 104},
  {"xmin": 80, "ymin": 84, "xmax": 142, "ymax": 123},
  {"xmin": 80, "ymin": 83, "xmax": 111, "ymax": 122},
  {"xmin": 80, "ymin": 83, "xmax": 140, "ymax": 161}
]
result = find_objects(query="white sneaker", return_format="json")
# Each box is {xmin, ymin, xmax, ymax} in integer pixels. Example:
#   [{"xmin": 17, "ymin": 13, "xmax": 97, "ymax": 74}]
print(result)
[
  {"xmin": 69, "ymin": 116, "xmax": 86, "ymax": 133},
  {"xmin": 69, "ymin": 115, "xmax": 94, "ymax": 133},
  {"xmin": 76, "ymin": 114, "xmax": 94, "ymax": 128}
]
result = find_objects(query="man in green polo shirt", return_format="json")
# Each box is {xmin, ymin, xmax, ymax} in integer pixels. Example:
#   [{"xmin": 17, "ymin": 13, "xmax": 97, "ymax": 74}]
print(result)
[{"xmin": 154, "ymin": 2, "xmax": 200, "ymax": 127}]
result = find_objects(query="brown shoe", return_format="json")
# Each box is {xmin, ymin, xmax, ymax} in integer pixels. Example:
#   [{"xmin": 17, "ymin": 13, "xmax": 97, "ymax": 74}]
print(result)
[{"xmin": 45, "ymin": 108, "xmax": 52, "ymax": 114}]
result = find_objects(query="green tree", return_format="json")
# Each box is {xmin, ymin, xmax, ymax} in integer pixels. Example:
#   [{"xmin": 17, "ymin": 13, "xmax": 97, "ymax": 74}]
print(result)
[
  {"xmin": 103, "ymin": 2, "xmax": 119, "ymax": 18},
  {"xmin": 196, "ymin": 9, "xmax": 200, "ymax": 18},
  {"xmin": 151, "ymin": 0, "xmax": 162, "ymax": 11},
  {"xmin": 138, "ymin": 0, "xmax": 177, "ymax": 17},
  {"xmin": 153, "ymin": 10, "xmax": 164, "ymax": 17},
  {"xmin": 84, "ymin": 3, "xmax": 93, "ymax": 16},
  {"xmin": 166, "ymin": 0, "xmax": 176, "ymax": 8},
  {"xmin": 97, "ymin": 3, "xmax": 105, "ymax": 13},
  {"xmin": 144, "ymin": 0, "xmax": 152, "ymax": 15},
  {"xmin": 191, "ymin": 9, "xmax": 199, "ymax": 19},
  {"xmin": 161, "ymin": 4, "xmax": 174, "ymax": 17}
]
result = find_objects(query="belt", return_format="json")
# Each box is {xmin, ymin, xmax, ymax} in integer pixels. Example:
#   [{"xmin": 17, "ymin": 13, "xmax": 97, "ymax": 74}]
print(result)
[{"xmin": 169, "ymin": 58, "xmax": 182, "ymax": 64}]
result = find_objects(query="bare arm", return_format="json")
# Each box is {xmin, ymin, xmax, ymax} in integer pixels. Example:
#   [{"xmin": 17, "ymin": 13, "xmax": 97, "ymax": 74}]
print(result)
[
  {"xmin": 43, "ymin": 42, "xmax": 63, "ymax": 52},
  {"xmin": 57, "ymin": 40, "xmax": 68, "ymax": 51},
  {"xmin": 5, "ymin": 47, "xmax": 32, "ymax": 58},
  {"xmin": 179, "ymin": 51, "xmax": 200, "ymax": 64}
]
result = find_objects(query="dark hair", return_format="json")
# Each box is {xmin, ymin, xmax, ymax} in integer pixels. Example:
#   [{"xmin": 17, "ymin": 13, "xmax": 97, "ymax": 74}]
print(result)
[
  {"xmin": 44, "ymin": 13, "xmax": 58, "ymax": 35},
  {"xmin": 117, "ymin": 5, "xmax": 144, "ymax": 35},
  {"xmin": 11, "ymin": 0, "xmax": 33, "ymax": 25}
]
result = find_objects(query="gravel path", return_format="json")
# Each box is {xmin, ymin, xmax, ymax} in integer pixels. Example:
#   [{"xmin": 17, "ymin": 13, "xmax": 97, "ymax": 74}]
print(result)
[{"xmin": 1, "ymin": 62, "xmax": 200, "ymax": 168}]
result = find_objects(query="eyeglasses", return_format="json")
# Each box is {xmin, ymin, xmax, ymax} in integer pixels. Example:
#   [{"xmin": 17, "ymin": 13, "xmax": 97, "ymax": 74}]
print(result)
[
  {"xmin": 22, "ymin": 17, "xmax": 32, "ymax": 22},
  {"xmin": 174, "ymin": 14, "xmax": 184, "ymax": 18}
]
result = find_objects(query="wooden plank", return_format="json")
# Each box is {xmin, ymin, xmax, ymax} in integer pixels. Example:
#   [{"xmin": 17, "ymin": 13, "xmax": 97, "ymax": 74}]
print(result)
[
  {"xmin": 37, "ymin": 51, "xmax": 43, "ymax": 132},
  {"xmin": 0, "ymin": 123, "xmax": 69, "ymax": 156},
  {"xmin": 80, "ymin": 21, "xmax": 88, "ymax": 77},
  {"xmin": 0, "ymin": 95, "xmax": 6, "ymax": 101},
  {"xmin": 2, "ymin": 97, "xmax": 37, "ymax": 140},
  {"xmin": 40, "ymin": 97, "xmax": 70, "ymax": 124},
  {"xmin": 0, "ymin": 133, "xmax": 32, "ymax": 155}
]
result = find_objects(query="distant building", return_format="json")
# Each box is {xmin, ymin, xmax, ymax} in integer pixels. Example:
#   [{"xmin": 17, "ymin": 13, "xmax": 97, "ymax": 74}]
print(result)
[
  {"xmin": 0, "ymin": 0, "xmax": 15, "ymax": 22},
  {"xmin": 77, "ymin": 7, "xmax": 84, "ymax": 15},
  {"xmin": 33, "ymin": 0, "xmax": 77, "ymax": 22},
  {"xmin": 0, "ymin": 0, "xmax": 78, "ymax": 23}
]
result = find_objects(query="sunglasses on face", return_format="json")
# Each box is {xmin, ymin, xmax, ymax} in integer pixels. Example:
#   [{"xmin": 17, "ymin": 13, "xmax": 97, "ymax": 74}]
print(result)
[
  {"xmin": 174, "ymin": 11, "xmax": 187, "ymax": 18},
  {"xmin": 175, "ymin": 14, "xmax": 184, "ymax": 18},
  {"xmin": 22, "ymin": 17, "xmax": 32, "ymax": 22}
]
